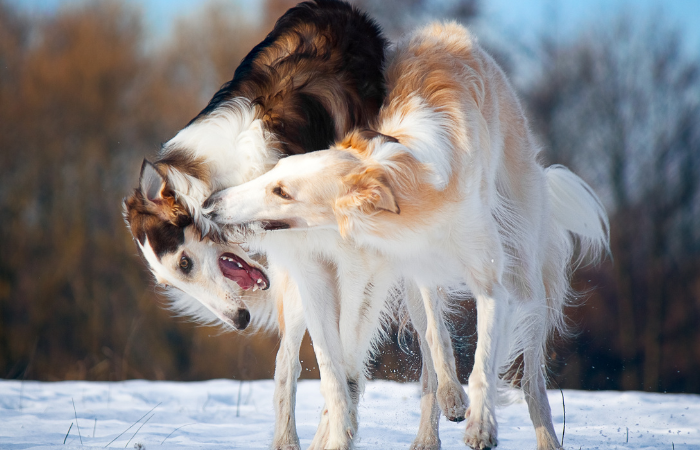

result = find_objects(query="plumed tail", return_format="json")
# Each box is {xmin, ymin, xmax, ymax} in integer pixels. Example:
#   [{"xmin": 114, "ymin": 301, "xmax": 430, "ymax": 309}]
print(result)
[
  {"xmin": 545, "ymin": 164, "xmax": 610, "ymax": 266},
  {"xmin": 538, "ymin": 164, "xmax": 610, "ymax": 341}
]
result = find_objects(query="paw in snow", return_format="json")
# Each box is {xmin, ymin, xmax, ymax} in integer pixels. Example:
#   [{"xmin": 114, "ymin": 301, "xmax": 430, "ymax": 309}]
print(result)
[
  {"xmin": 437, "ymin": 382, "xmax": 468, "ymax": 422},
  {"xmin": 463, "ymin": 406, "xmax": 498, "ymax": 449},
  {"xmin": 273, "ymin": 445, "xmax": 300, "ymax": 450},
  {"xmin": 409, "ymin": 436, "xmax": 441, "ymax": 450},
  {"xmin": 307, "ymin": 408, "xmax": 330, "ymax": 450},
  {"xmin": 534, "ymin": 426, "xmax": 563, "ymax": 450}
]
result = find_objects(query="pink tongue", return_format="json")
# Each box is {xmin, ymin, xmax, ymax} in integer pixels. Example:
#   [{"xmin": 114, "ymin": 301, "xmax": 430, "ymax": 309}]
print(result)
[
  {"xmin": 220, "ymin": 260, "xmax": 254, "ymax": 289},
  {"xmin": 218, "ymin": 254, "xmax": 268, "ymax": 290}
]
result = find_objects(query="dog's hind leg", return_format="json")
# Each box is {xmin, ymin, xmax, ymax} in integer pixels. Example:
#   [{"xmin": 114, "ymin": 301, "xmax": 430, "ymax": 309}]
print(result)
[
  {"xmin": 271, "ymin": 275, "xmax": 307, "ymax": 450},
  {"xmin": 404, "ymin": 282, "xmax": 443, "ymax": 450},
  {"xmin": 414, "ymin": 283, "xmax": 468, "ymax": 423},
  {"xmin": 522, "ymin": 298, "xmax": 562, "ymax": 450}
]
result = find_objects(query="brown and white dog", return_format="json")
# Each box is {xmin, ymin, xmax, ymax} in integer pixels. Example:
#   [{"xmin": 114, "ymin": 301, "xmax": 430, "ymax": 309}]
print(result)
[
  {"xmin": 124, "ymin": 2, "xmax": 464, "ymax": 450},
  {"xmin": 206, "ymin": 22, "xmax": 610, "ymax": 450},
  {"xmin": 123, "ymin": 0, "xmax": 387, "ymax": 331}
]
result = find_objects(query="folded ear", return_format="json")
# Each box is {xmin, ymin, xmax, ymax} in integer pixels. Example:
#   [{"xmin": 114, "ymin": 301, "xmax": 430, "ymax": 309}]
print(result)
[
  {"xmin": 342, "ymin": 166, "xmax": 400, "ymax": 215},
  {"xmin": 137, "ymin": 159, "xmax": 190, "ymax": 226},
  {"xmin": 139, "ymin": 159, "xmax": 166, "ymax": 202}
]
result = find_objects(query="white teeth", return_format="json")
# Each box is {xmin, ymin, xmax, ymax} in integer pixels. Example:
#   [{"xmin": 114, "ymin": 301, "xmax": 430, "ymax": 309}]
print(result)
[
  {"xmin": 257, "ymin": 278, "xmax": 262, "ymax": 283},
  {"xmin": 237, "ymin": 262, "xmax": 243, "ymax": 268},
  {"xmin": 252, "ymin": 285, "xmax": 258, "ymax": 291}
]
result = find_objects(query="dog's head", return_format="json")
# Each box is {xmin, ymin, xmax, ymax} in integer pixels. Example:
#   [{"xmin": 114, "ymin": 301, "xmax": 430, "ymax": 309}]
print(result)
[
  {"xmin": 203, "ymin": 130, "xmax": 401, "ymax": 239},
  {"xmin": 124, "ymin": 160, "xmax": 269, "ymax": 330}
]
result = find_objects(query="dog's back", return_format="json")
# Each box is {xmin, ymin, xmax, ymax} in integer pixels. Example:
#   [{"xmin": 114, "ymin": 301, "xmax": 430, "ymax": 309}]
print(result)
[{"xmin": 192, "ymin": 0, "xmax": 387, "ymax": 156}]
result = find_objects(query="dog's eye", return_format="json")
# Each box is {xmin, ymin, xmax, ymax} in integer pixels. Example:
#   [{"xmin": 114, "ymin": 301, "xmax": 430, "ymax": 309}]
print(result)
[
  {"xmin": 179, "ymin": 255, "xmax": 192, "ymax": 274},
  {"xmin": 272, "ymin": 185, "xmax": 291, "ymax": 200}
]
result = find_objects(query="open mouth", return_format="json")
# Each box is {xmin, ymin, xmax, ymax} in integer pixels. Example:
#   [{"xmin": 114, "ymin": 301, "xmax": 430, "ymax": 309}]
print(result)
[{"xmin": 219, "ymin": 252, "xmax": 269, "ymax": 291}]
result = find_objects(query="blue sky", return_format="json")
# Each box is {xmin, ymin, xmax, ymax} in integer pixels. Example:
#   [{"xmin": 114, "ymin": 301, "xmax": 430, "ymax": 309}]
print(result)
[
  {"xmin": 482, "ymin": 0, "xmax": 700, "ymax": 42},
  {"xmin": 9, "ymin": 0, "xmax": 700, "ymax": 54}
]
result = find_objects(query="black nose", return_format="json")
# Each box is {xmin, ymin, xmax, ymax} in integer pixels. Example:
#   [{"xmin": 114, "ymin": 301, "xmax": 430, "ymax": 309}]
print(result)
[{"xmin": 231, "ymin": 308, "xmax": 250, "ymax": 330}]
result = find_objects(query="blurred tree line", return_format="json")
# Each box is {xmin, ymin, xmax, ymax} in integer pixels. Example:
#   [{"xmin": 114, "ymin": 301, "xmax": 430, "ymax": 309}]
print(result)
[
  {"xmin": 527, "ymin": 16, "xmax": 700, "ymax": 393},
  {"xmin": 0, "ymin": 0, "xmax": 697, "ymax": 393}
]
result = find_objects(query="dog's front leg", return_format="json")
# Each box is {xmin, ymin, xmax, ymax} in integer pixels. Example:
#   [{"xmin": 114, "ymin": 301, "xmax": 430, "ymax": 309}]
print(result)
[
  {"xmin": 335, "ymin": 252, "xmax": 396, "ymax": 441},
  {"xmin": 292, "ymin": 259, "xmax": 352, "ymax": 450},
  {"xmin": 415, "ymin": 284, "xmax": 468, "ymax": 423},
  {"xmin": 308, "ymin": 404, "xmax": 331, "ymax": 450},
  {"xmin": 272, "ymin": 274, "xmax": 307, "ymax": 450}
]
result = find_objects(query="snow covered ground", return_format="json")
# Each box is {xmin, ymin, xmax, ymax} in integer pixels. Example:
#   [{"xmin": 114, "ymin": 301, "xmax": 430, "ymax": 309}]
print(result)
[{"xmin": 1, "ymin": 379, "xmax": 698, "ymax": 449}]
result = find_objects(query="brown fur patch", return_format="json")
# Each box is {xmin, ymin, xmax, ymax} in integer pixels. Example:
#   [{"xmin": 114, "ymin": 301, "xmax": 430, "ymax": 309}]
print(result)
[
  {"xmin": 156, "ymin": 152, "xmax": 210, "ymax": 184},
  {"xmin": 124, "ymin": 156, "xmax": 207, "ymax": 258},
  {"xmin": 124, "ymin": 190, "xmax": 191, "ymax": 258},
  {"xmin": 336, "ymin": 165, "xmax": 401, "ymax": 236}
]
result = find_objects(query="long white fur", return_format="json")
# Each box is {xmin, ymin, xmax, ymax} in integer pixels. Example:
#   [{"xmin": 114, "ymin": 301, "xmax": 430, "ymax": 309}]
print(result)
[
  {"xmin": 376, "ymin": 95, "xmax": 454, "ymax": 189},
  {"xmin": 164, "ymin": 99, "xmax": 277, "ymax": 236},
  {"xmin": 166, "ymin": 99, "xmax": 277, "ymax": 188},
  {"xmin": 160, "ymin": 285, "xmax": 222, "ymax": 327},
  {"xmin": 242, "ymin": 227, "xmax": 457, "ymax": 450},
  {"xmin": 545, "ymin": 164, "xmax": 610, "ymax": 264}
]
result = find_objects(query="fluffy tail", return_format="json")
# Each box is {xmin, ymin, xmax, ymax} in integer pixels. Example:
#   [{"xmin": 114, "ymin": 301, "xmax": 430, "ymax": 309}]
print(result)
[
  {"xmin": 537, "ymin": 164, "xmax": 609, "ymax": 349},
  {"xmin": 545, "ymin": 164, "xmax": 610, "ymax": 265}
]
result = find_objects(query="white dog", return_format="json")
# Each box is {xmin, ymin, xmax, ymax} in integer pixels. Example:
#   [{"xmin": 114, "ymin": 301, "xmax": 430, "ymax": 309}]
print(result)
[{"xmin": 205, "ymin": 22, "xmax": 610, "ymax": 450}]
